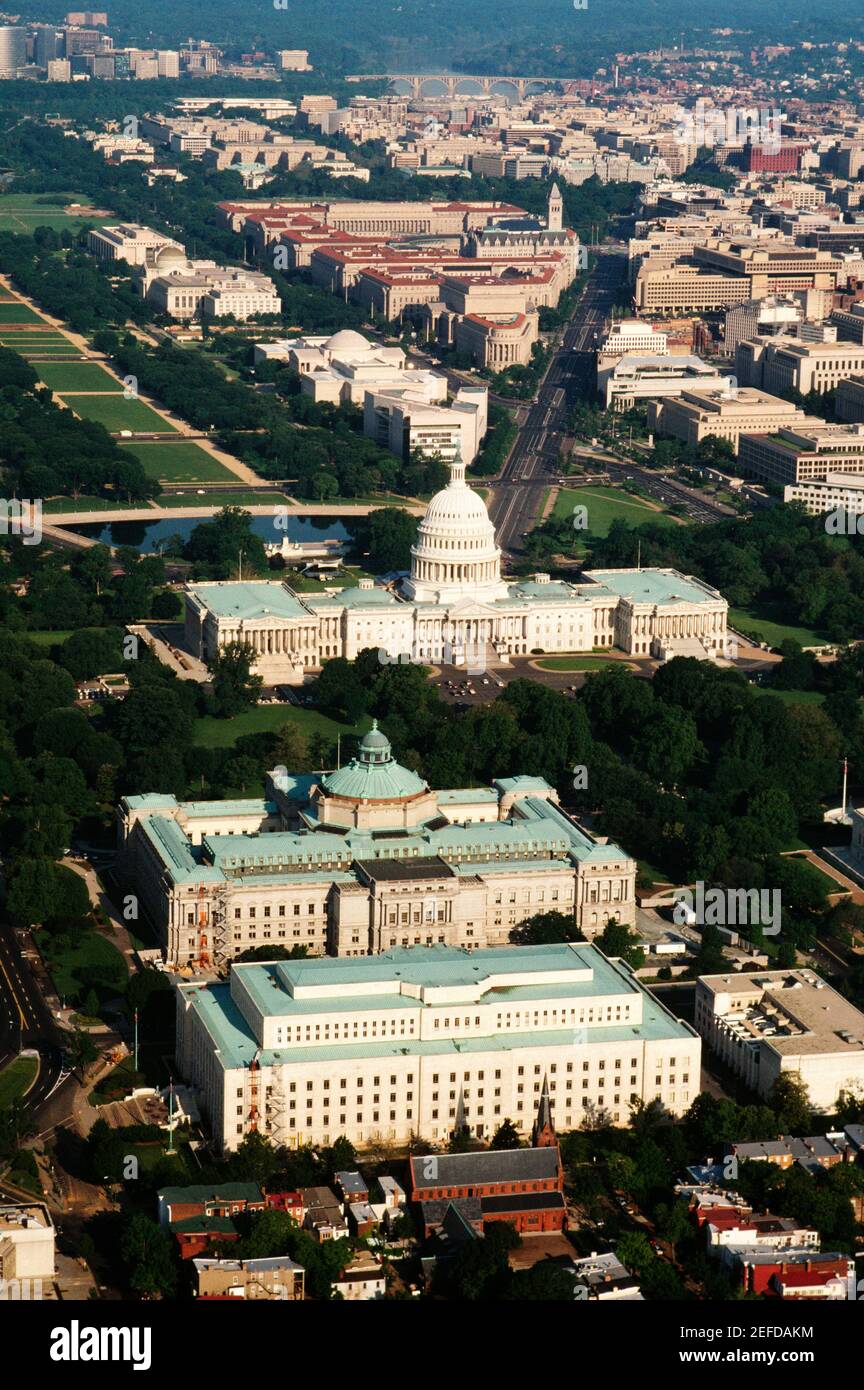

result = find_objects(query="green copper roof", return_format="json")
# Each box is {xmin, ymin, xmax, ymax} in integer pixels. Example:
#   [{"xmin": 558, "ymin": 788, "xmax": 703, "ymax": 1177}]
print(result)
[
  {"xmin": 178, "ymin": 944, "xmax": 697, "ymax": 1072},
  {"xmin": 321, "ymin": 720, "xmax": 427, "ymax": 802},
  {"xmin": 187, "ymin": 582, "xmax": 311, "ymax": 621},
  {"xmin": 583, "ymin": 568, "xmax": 722, "ymax": 607}
]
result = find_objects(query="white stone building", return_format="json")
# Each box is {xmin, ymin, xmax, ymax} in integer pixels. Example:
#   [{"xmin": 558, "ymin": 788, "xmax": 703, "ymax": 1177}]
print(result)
[
  {"xmin": 0, "ymin": 1203, "xmax": 55, "ymax": 1283},
  {"xmin": 695, "ymin": 969, "xmax": 864, "ymax": 1112},
  {"xmin": 175, "ymin": 942, "xmax": 702, "ymax": 1150},
  {"xmin": 117, "ymin": 733, "xmax": 637, "ymax": 968},
  {"xmin": 183, "ymin": 453, "xmax": 729, "ymax": 682}
]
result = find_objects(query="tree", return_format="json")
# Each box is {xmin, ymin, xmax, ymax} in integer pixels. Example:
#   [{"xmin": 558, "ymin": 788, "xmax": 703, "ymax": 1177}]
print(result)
[
  {"xmin": 508, "ymin": 1262, "xmax": 575, "ymax": 1299},
  {"xmin": 184, "ymin": 506, "xmax": 268, "ymax": 579},
  {"xmin": 57, "ymin": 628, "xmax": 124, "ymax": 681},
  {"xmin": 6, "ymin": 859, "xmax": 90, "ymax": 925},
  {"xmin": 770, "ymin": 1073, "xmax": 812, "ymax": 1134},
  {"xmin": 615, "ymin": 1230, "xmax": 654, "ymax": 1277},
  {"xmin": 272, "ymin": 722, "xmax": 312, "ymax": 771},
  {"xmin": 313, "ymin": 657, "xmax": 369, "ymax": 723},
  {"xmin": 120, "ymin": 1212, "xmax": 178, "ymax": 1300},
  {"xmin": 226, "ymin": 1132, "xmax": 281, "ymax": 1186},
  {"xmin": 151, "ymin": 588, "xmax": 182, "ymax": 620},
  {"xmin": 490, "ymin": 1119, "xmax": 522, "ymax": 1150},
  {"xmin": 596, "ymin": 918, "xmax": 645, "ymax": 970},
  {"xmin": 511, "ymin": 910, "xmax": 584, "ymax": 946},
  {"xmin": 361, "ymin": 507, "xmax": 418, "ymax": 572},
  {"xmin": 208, "ymin": 641, "xmax": 263, "ymax": 717}
]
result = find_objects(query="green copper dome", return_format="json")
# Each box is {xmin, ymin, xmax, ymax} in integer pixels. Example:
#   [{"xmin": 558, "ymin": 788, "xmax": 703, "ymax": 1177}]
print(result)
[{"xmin": 321, "ymin": 721, "xmax": 428, "ymax": 802}]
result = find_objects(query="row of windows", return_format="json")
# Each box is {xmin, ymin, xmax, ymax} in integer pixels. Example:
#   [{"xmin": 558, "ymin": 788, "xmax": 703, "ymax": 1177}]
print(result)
[
  {"xmin": 235, "ymin": 1090, "xmax": 694, "ymax": 1139},
  {"xmin": 233, "ymin": 903, "xmax": 319, "ymax": 918}
]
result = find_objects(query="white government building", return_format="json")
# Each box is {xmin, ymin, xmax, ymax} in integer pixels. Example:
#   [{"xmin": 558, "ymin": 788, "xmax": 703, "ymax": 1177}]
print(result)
[
  {"xmin": 695, "ymin": 969, "xmax": 864, "ymax": 1112},
  {"xmin": 183, "ymin": 452, "xmax": 730, "ymax": 683},
  {"xmin": 117, "ymin": 730, "xmax": 636, "ymax": 968},
  {"xmin": 175, "ymin": 943, "xmax": 702, "ymax": 1150}
]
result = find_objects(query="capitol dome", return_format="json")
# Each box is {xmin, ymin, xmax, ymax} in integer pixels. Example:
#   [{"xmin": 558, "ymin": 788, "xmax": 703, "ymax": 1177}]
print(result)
[{"xmin": 401, "ymin": 450, "xmax": 509, "ymax": 604}]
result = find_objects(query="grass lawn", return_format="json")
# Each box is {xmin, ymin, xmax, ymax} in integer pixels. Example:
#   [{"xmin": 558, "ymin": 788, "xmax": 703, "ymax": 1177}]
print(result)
[
  {"xmin": 124, "ymin": 441, "xmax": 235, "ymax": 483},
  {"xmin": 782, "ymin": 851, "xmax": 850, "ymax": 895},
  {"xmin": 59, "ymin": 393, "xmax": 178, "ymax": 433},
  {"xmin": 39, "ymin": 930, "xmax": 128, "ymax": 1003},
  {"xmin": 552, "ymin": 486, "xmax": 682, "ymax": 539},
  {"xmin": 0, "ymin": 301, "xmax": 44, "ymax": 324},
  {"xmin": 21, "ymin": 350, "xmax": 84, "ymax": 361},
  {"xmin": 194, "ymin": 705, "xmax": 368, "ymax": 749},
  {"xmin": 0, "ymin": 333, "xmax": 71, "ymax": 345},
  {"xmin": 0, "ymin": 1055, "xmax": 38, "ymax": 1107},
  {"xmin": 759, "ymin": 688, "xmax": 826, "ymax": 707},
  {"xmin": 44, "ymin": 496, "xmax": 154, "ymax": 513},
  {"xmin": 24, "ymin": 629, "xmax": 75, "ymax": 645},
  {"xmin": 637, "ymin": 859, "xmax": 674, "ymax": 888},
  {"xmin": 728, "ymin": 607, "xmax": 828, "ymax": 648},
  {"xmin": 0, "ymin": 194, "xmax": 111, "ymax": 232},
  {"xmin": 37, "ymin": 362, "xmax": 123, "ymax": 393},
  {"xmin": 286, "ymin": 568, "xmax": 374, "ymax": 592},
  {"xmin": 534, "ymin": 655, "xmax": 622, "ymax": 671},
  {"xmin": 155, "ymin": 490, "xmax": 293, "ymax": 508}
]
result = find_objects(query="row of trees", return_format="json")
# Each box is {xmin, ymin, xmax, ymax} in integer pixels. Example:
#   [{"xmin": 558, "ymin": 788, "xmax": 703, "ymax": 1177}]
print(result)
[
  {"xmin": 308, "ymin": 651, "xmax": 860, "ymax": 965},
  {"xmin": 0, "ymin": 349, "xmax": 158, "ymax": 504}
]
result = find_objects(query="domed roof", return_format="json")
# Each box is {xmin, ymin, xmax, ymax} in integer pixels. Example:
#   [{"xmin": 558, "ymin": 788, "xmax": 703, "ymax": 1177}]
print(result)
[
  {"xmin": 358, "ymin": 718, "xmax": 391, "ymax": 757},
  {"xmin": 401, "ymin": 447, "xmax": 509, "ymax": 603},
  {"xmin": 321, "ymin": 721, "xmax": 427, "ymax": 802},
  {"xmin": 326, "ymin": 329, "xmax": 370, "ymax": 353},
  {"xmin": 422, "ymin": 480, "xmax": 493, "ymax": 530}
]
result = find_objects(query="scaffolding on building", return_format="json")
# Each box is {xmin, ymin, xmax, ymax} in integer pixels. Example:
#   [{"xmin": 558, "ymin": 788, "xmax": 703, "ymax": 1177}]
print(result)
[
  {"xmin": 210, "ymin": 884, "xmax": 232, "ymax": 968},
  {"xmin": 266, "ymin": 1068, "xmax": 286, "ymax": 1143}
]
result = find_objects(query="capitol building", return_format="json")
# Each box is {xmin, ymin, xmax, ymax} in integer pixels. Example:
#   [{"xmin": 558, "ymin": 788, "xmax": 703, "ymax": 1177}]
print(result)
[{"xmin": 183, "ymin": 453, "xmax": 730, "ymax": 681}]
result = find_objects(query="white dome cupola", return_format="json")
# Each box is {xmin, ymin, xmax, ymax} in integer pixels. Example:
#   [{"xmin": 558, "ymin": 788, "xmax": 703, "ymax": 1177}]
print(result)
[{"xmin": 401, "ymin": 448, "xmax": 509, "ymax": 604}]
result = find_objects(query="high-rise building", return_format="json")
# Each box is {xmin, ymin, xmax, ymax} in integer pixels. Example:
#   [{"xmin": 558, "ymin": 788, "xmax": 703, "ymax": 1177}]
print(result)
[
  {"xmin": 0, "ymin": 26, "xmax": 26, "ymax": 77},
  {"xmin": 34, "ymin": 27, "xmax": 64, "ymax": 68},
  {"xmin": 157, "ymin": 50, "xmax": 180, "ymax": 78}
]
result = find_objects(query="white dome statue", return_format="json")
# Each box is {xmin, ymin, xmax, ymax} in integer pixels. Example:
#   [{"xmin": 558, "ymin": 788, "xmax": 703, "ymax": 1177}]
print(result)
[{"xmin": 401, "ymin": 449, "xmax": 509, "ymax": 604}]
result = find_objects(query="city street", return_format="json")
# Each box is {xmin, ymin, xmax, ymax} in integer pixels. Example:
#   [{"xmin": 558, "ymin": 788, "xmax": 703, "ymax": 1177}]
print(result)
[{"xmin": 486, "ymin": 247, "xmax": 629, "ymax": 556}]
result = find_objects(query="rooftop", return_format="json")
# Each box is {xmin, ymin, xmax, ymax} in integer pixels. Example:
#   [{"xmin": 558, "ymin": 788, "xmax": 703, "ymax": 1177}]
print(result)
[{"xmin": 178, "ymin": 943, "xmax": 696, "ymax": 1071}]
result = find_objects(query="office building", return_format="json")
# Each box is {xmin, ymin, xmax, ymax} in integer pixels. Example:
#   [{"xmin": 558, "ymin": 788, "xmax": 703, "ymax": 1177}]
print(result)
[
  {"xmin": 175, "ymin": 942, "xmax": 702, "ymax": 1150},
  {"xmin": 118, "ymin": 733, "xmax": 637, "ymax": 966},
  {"xmin": 695, "ymin": 969, "xmax": 864, "ymax": 1111},
  {"xmin": 646, "ymin": 387, "xmax": 807, "ymax": 455}
]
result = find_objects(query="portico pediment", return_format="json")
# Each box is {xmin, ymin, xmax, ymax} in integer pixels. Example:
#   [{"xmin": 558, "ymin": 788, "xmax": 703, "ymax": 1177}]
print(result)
[{"xmin": 442, "ymin": 596, "xmax": 501, "ymax": 617}]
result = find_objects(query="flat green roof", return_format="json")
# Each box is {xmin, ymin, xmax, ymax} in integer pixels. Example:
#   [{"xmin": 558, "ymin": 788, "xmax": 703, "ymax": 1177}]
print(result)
[
  {"xmin": 583, "ymin": 568, "xmax": 721, "ymax": 607},
  {"xmin": 188, "ymin": 582, "xmax": 311, "ymax": 621},
  {"xmin": 180, "ymin": 944, "xmax": 695, "ymax": 1072}
]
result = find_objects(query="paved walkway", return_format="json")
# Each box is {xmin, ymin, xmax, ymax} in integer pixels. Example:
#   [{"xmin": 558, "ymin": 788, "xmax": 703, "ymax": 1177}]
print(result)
[
  {"xmin": 787, "ymin": 848, "xmax": 862, "ymax": 903},
  {"xmin": 61, "ymin": 857, "xmax": 142, "ymax": 968},
  {"xmin": 0, "ymin": 275, "xmax": 265, "ymax": 485}
]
